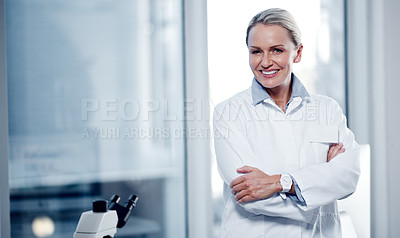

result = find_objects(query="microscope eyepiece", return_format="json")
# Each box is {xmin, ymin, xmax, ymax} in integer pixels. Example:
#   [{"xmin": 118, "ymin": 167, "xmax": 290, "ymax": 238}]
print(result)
[
  {"xmin": 110, "ymin": 195, "xmax": 120, "ymax": 203},
  {"xmin": 93, "ymin": 200, "xmax": 108, "ymax": 213},
  {"xmin": 125, "ymin": 195, "xmax": 138, "ymax": 209},
  {"xmin": 108, "ymin": 194, "xmax": 138, "ymax": 228}
]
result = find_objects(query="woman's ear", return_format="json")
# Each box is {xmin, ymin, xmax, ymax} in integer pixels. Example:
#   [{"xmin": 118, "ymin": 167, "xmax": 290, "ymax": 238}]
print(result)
[{"xmin": 294, "ymin": 44, "xmax": 303, "ymax": 63}]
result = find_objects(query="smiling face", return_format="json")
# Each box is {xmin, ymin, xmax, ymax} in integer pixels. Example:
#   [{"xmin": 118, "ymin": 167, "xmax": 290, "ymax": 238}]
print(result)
[{"xmin": 248, "ymin": 24, "xmax": 302, "ymax": 91}]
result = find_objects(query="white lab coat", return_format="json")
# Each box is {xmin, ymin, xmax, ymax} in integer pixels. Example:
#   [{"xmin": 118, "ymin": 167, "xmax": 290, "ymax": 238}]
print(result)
[{"xmin": 213, "ymin": 87, "xmax": 360, "ymax": 238}]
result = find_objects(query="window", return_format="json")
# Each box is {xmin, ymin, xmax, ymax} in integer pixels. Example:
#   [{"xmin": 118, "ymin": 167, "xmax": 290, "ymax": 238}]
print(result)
[
  {"xmin": 207, "ymin": 0, "xmax": 347, "ymax": 236},
  {"xmin": 6, "ymin": 0, "xmax": 186, "ymax": 237}
]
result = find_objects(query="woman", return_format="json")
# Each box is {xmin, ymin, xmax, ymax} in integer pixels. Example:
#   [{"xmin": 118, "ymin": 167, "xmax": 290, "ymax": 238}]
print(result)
[{"xmin": 213, "ymin": 8, "xmax": 360, "ymax": 237}]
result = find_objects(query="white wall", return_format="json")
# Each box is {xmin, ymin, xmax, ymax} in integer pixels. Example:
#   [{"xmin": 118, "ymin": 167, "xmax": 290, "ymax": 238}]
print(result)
[{"xmin": 347, "ymin": 0, "xmax": 400, "ymax": 237}]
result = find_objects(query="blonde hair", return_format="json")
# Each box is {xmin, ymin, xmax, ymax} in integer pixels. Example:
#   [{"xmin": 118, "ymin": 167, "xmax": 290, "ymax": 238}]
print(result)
[{"xmin": 246, "ymin": 8, "xmax": 302, "ymax": 48}]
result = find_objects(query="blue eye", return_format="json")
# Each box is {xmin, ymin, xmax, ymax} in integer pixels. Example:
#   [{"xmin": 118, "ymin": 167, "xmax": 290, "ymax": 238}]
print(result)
[
  {"xmin": 272, "ymin": 48, "xmax": 283, "ymax": 53},
  {"xmin": 251, "ymin": 50, "xmax": 261, "ymax": 54}
]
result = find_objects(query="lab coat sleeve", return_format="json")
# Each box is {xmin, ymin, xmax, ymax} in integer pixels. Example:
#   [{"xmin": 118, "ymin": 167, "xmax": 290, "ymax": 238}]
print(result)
[
  {"xmin": 290, "ymin": 99, "xmax": 361, "ymax": 211},
  {"xmin": 213, "ymin": 101, "xmax": 319, "ymax": 223}
]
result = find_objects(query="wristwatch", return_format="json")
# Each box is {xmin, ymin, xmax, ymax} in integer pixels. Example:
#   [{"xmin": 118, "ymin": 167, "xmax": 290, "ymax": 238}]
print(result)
[{"xmin": 280, "ymin": 174, "xmax": 293, "ymax": 193}]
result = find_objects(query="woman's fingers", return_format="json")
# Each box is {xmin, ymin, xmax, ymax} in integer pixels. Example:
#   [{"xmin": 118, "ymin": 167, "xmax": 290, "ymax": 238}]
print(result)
[
  {"xmin": 230, "ymin": 174, "xmax": 247, "ymax": 188},
  {"xmin": 236, "ymin": 192, "xmax": 256, "ymax": 203},
  {"xmin": 230, "ymin": 167, "xmax": 281, "ymax": 203},
  {"xmin": 231, "ymin": 180, "xmax": 249, "ymax": 195},
  {"xmin": 236, "ymin": 165, "xmax": 256, "ymax": 174},
  {"xmin": 234, "ymin": 189, "xmax": 251, "ymax": 201},
  {"xmin": 327, "ymin": 144, "xmax": 339, "ymax": 160},
  {"xmin": 230, "ymin": 166, "xmax": 258, "ymax": 188},
  {"xmin": 327, "ymin": 143, "xmax": 345, "ymax": 162},
  {"xmin": 327, "ymin": 144, "xmax": 338, "ymax": 162}
]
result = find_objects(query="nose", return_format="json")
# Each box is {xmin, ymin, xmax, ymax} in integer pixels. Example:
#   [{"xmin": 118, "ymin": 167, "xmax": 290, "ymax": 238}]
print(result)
[{"xmin": 261, "ymin": 53, "xmax": 272, "ymax": 68}]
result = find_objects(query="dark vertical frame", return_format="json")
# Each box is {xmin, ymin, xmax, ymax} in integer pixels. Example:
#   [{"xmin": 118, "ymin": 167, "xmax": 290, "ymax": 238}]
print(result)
[
  {"xmin": 181, "ymin": 0, "xmax": 189, "ymax": 237},
  {"xmin": 344, "ymin": 0, "xmax": 350, "ymax": 122},
  {"xmin": 184, "ymin": 0, "xmax": 213, "ymax": 237},
  {"xmin": 0, "ymin": 0, "xmax": 10, "ymax": 236}
]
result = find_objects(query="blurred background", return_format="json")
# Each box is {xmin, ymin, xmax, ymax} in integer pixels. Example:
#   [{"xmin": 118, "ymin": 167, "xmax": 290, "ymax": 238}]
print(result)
[{"xmin": 0, "ymin": 0, "xmax": 399, "ymax": 237}]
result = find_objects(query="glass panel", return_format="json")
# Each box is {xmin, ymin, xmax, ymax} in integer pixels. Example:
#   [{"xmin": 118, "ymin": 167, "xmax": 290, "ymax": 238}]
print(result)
[
  {"xmin": 6, "ymin": 0, "xmax": 186, "ymax": 237},
  {"xmin": 207, "ymin": 0, "xmax": 346, "ymax": 236}
]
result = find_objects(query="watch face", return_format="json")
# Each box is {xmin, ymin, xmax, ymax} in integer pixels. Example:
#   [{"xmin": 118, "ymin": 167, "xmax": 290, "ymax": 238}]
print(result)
[
  {"xmin": 280, "ymin": 174, "xmax": 292, "ymax": 191},
  {"xmin": 282, "ymin": 176, "xmax": 291, "ymax": 185}
]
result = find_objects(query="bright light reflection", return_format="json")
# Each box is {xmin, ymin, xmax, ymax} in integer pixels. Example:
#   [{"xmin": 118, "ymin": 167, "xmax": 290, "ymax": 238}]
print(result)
[{"xmin": 32, "ymin": 216, "xmax": 55, "ymax": 238}]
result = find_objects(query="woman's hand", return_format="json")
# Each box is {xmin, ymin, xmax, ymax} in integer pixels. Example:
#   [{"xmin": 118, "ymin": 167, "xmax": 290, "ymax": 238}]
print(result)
[
  {"xmin": 327, "ymin": 142, "xmax": 345, "ymax": 162},
  {"xmin": 230, "ymin": 144, "xmax": 345, "ymax": 203},
  {"xmin": 230, "ymin": 166, "xmax": 281, "ymax": 203}
]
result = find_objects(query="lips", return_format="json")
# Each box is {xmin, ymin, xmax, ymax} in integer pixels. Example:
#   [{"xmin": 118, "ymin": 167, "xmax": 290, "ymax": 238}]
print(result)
[{"xmin": 260, "ymin": 69, "xmax": 279, "ymax": 77}]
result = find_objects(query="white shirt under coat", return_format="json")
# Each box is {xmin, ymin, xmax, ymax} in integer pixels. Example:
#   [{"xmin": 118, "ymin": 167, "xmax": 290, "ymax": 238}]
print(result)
[{"xmin": 213, "ymin": 75, "xmax": 360, "ymax": 238}]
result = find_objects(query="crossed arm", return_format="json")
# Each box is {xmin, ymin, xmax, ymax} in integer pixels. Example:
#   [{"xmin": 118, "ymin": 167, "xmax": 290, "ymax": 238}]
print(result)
[
  {"xmin": 230, "ymin": 143, "xmax": 345, "ymax": 204},
  {"xmin": 214, "ymin": 99, "xmax": 360, "ymax": 219}
]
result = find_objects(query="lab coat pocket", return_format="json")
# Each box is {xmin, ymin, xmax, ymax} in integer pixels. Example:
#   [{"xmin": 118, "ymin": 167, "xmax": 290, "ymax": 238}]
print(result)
[{"xmin": 308, "ymin": 126, "xmax": 339, "ymax": 163}]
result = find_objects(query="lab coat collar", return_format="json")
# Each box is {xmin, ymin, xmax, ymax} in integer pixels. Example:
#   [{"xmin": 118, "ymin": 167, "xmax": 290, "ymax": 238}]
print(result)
[{"xmin": 251, "ymin": 73, "xmax": 310, "ymax": 106}]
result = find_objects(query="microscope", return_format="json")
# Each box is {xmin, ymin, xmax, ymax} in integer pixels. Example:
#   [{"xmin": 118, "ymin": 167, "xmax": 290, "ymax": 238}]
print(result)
[{"xmin": 73, "ymin": 194, "xmax": 138, "ymax": 238}]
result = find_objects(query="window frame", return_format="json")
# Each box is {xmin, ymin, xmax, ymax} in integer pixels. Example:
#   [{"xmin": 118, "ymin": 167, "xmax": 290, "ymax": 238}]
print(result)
[
  {"xmin": 0, "ymin": 0, "xmax": 11, "ymax": 236},
  {"xmin": 184, "ymin": 0, "xmax": 213, "ymax": 237}
]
